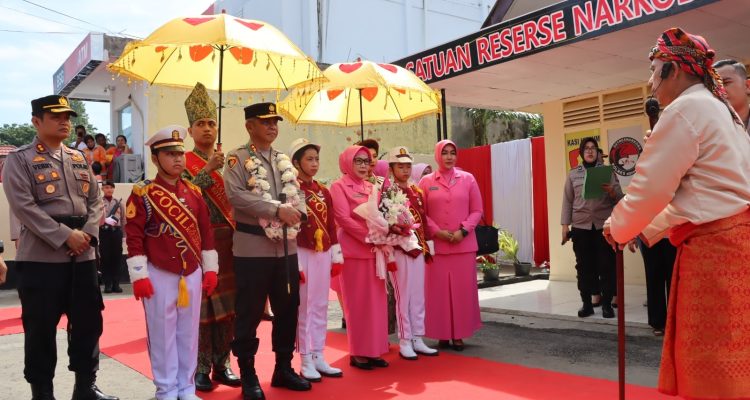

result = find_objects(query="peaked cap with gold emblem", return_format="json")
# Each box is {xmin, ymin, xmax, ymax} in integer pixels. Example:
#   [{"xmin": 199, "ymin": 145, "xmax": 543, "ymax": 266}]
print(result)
[
  {"xmin": 387, "ymin": 146, "xmax": 413, "ymax": 164},
  {"xmin": 145, "ymin": 125, "xmax": 187, "ymax": 152},
  {"xmin": 31, "ymin": 95, "xmax": 78, "ymax": 117},
  {"xmin": 184, "ymin": 82, "xmax": 217, "ymax": 126},
  {"xmin": 244, "ymin": 102, "xmax": 283, "ymax": 120}
]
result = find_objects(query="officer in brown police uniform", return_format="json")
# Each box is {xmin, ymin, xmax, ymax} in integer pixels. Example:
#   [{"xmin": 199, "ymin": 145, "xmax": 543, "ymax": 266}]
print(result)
[{"xmin": 2, "ymin": 95, "xmax": 118, "ymax": 400}]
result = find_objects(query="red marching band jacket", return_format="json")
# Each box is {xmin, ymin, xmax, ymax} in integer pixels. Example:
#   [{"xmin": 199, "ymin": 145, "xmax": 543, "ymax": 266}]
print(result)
[
  {"xmin": 125, "ymin": 175, "xmax": 215, "ymax": 277},
  {"xmin": 296, "ymin": 178, "xmax": 339, "ymax": 252},
  {"xmin": 403, "ymin": 184, "xmax": 431, "ymax": 259}
]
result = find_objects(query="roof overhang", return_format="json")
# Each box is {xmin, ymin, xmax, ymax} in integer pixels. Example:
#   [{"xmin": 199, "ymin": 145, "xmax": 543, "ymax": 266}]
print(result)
[
  {"xmin": 53, "ymin": 33, "xmax": 132, "ymax": 101},
  {"xmin": 393, "ymin": 0, "xmax": 750, "ymax": 110}
]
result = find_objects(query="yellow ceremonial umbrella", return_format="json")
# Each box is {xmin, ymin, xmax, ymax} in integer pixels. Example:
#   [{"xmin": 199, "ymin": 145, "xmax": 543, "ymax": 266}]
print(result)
[
  {"xmin": 278, "ymin": 60, "xmax": 441, "ymax": 140},
  {"xmin": 108, "ymin": 12, "xmax": 324, "ymax": 142}
]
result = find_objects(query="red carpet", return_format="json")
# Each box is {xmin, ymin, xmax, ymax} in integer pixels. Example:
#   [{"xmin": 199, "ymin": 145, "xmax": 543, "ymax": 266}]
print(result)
[{"xmin": 2, "ymin": 298, "xmax": 672, "ymax": 399}]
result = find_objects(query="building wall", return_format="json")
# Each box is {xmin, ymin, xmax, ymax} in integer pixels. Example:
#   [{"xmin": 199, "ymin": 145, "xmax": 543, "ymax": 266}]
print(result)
[{"xmin": 543, "ymin": 84, "xmax": 649, "ymax": 285}]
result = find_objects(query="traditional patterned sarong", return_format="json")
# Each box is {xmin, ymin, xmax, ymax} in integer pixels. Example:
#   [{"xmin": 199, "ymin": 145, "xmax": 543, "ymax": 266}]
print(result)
[{"xmin": 659, "ymin": 209, "xmax": 750, "ymax": 399}]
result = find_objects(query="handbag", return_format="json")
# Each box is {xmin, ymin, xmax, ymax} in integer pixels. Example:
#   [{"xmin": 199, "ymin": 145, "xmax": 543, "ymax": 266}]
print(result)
[{"xmin": 475, "ymin": 216, "xmax": 499, "ymax": 255}]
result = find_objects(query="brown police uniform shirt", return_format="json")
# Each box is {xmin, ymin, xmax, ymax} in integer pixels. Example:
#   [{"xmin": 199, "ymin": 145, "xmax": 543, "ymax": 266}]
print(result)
[
  {"xmin": 2, "ymin": 136, "xmax": 103, "ymax": 262},
  {"xmin": 561, "ymin": 164, "xmax": 623, "ymax": 230},
  {"xmin": 223, "ymin": 144, "xmax": 306, "ymax": 258}
]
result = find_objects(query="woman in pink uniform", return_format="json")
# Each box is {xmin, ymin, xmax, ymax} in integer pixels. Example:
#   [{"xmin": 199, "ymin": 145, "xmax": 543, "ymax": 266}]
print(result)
[
  {"xmin": 418, "ymin": 139, "xmax": 483, "ymax": 351},
  {"xmin": 330, "ymin": 145, "xmax": 389, "ymax": 370}
]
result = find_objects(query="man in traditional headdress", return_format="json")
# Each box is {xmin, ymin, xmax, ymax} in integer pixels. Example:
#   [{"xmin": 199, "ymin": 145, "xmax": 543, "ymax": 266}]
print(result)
[
  {"xmin": 181, "ymin": 82, "xmax": 242, "ymax": 392},
  {"xmin": 604, "ymin": 27, "xmax": 750, "ymax": 399}
]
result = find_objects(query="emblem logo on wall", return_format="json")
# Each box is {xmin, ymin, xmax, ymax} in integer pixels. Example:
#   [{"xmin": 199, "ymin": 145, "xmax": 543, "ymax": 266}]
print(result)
[{"xmin": 609, "ymin": 137, "xmax": 642, "ymax": 177}]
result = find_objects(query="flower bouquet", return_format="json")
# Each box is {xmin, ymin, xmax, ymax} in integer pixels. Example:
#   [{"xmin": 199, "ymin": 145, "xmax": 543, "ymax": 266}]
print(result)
[{"xmin": 354, "ymin": 184, "xmax": 420, "ymax": 279}]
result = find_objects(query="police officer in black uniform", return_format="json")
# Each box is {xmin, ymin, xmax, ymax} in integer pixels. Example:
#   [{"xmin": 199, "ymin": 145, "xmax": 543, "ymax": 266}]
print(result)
[{"xmin": 2, "ymin": 95, "xmax": 118, "ymax": 400}]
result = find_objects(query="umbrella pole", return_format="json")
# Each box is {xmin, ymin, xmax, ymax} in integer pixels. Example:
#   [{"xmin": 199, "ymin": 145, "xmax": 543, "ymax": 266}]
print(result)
[
  {"xmin": 217, "ymin": 46, "xmax": 225, "ymax": 146},
  {"xmin": 358, "ymin": 88, "xmax": 364, "ymax": 142}
]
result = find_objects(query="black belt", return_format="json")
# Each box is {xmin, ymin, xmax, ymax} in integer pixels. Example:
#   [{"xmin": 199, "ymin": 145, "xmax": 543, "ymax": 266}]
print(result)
[
  {"xmin": 99, "ymin": 225, "xmax": 122, "ymax": 232},
  {"xmin": 236, "ymin": 222, "xmax": 266, "ymax": 236},
  {"xmin": 52, "ymin": 215, "xmax": 87, "ymax": 230}
]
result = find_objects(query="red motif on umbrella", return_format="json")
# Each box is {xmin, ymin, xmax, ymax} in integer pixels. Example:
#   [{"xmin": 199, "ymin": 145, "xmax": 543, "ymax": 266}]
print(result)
[
  {"xmin": 189, "ymin": 45, "xmax": 213, "ymax": 61},
  {"xmin": 230, "ymin": 47, "xmax": 254, "ymax": 64},
  {"xmin": 338, "ymin": 62, "xmax": 362, "ymax": 73},
  {"xmin": 235, "ymin": 20, "xmax": 265, "ymax": 31},
  {"xmin": 154, "ymin": 46, "xmax": 168, "ymax": 53},
  {"xmin": 377, "ymin": 63, "xmax": 398, "ymax": 73},
  {"xmin": 394, "ymin": 88, "xmax": 406, "ymax": 94},
  {"xmin": 183, "ymin": 17, "xmax": 215, "ymax": 26},
  {"xmin": 327, "ymin": 89, "xmax": 343, "ymax": 101},
  {"xmin": 361, "ymin": 87, "xmax": 378, "ymax": 102}
]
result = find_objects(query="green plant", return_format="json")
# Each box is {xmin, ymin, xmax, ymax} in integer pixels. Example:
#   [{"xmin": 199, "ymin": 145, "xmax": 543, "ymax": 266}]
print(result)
[
  {"xmin": 498, "ymin": 230, "xmax": 519, "ymax": 263},
  {"xmin": 476, "ymin": 254, "xmax": 498, "ymax": 272}
]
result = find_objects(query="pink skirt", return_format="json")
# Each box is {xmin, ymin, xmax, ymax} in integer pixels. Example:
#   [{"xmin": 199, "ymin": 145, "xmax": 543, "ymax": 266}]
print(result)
[
  {"xmin": 424, "ymin": 252, "xmax": 482, "ymax": 340},
  {"xmin": 340, "ymin": 258, "xmax": 389, "ymax": 357}
]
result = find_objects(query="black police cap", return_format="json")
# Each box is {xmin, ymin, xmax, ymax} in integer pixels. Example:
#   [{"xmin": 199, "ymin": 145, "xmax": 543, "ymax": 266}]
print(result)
[
  {"xmin": 31, "ymin": 95, "xmax": 78, "ymax": 117},
  {"xmin": 244, "ymin": 102, "xmax": 283, "ymax": 121}
]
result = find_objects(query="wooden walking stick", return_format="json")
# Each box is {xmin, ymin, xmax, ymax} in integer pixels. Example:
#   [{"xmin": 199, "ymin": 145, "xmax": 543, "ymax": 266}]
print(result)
[{"xmin": 616, "ymin": 249, "xmax": 625, "ymax": 400}]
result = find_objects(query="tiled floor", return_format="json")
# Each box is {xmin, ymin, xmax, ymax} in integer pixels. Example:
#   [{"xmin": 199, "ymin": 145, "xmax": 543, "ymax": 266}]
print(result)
[{"xmin": 479, "ymin": 280, "xmax": 650, "ymax": 326}]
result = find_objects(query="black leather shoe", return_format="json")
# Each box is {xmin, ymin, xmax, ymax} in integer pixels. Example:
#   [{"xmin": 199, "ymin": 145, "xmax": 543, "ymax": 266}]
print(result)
[
  {"xmin": 368, "ymin": 357, "xmax": 389, "ymax": 368},
  {"xmin": 241, "ymin": 376, "xmax": 265, "ymax": 400},
  {"xmin": 261, "ymin": 313, "xmax": 274, "ymax": 321},
  {"xmin": 213, "ymin": 368, "xmax": 242, "ymax": 387},
  {"xmin": 451, "ymin": 339, "xmax": 465, "ymax": 352},
  {"xmin": 195, "ymin": 372, "xmax": 214, "ymax": 392},
  {"xmin": 31, "ymin": 383, "xmax": 55, "ymax": 400},
  {"xmin": 71, "ymin": 384, "xmax": 119, "ymax": 400},
  {"xmin": 111, "ymin": 285, "xmax": 123, "ymax": 293},
  {"xmin": 437, "ymin": 340, "xmax": 450, "ymax": 349},
  {"xmin": 103, "ymin": 285, "xmax": 112, "ymax": 294},
  {"xmin": 349, "ymin": 356, "xmax": 374, "ymax": 370},
  {"xmin": 602, "ymin": 304, "xmax": 615, "ymax": 319},
  {"xmin": 578, "ymin": 306, "xmax": 594, "ymax": 318},
  {"xmin": 271, "ymin": 367, "xmax": 311, "ymax": 391}
]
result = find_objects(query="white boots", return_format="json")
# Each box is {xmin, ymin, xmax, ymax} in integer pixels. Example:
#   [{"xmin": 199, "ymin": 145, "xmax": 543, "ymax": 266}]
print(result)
[
  {"xmin": 300, "ymin": 354, "xmax": 322, "ymax": 382},
  {"xmin": 301, "ymin": 353, "xmax": 343, "ymax": 381},
  {"xmin": 399, "ymin": 339, "xmax": 418, "ymax": 360},
  {"xmin": 312, "ymin": 352, "xmax": 343, "ymax": 377},
  {"xmin": 412, "ymin": 337, "xmax": 439, "ymax": 356}
]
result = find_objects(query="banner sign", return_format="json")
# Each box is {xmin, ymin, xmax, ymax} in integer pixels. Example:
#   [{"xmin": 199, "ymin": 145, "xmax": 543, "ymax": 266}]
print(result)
[
  {"xmin": 607, "ymin": 125, "xmax": 645, "ymax": 187},
  {"xmin": 393, "ymin": 0, "xmax": 717, "ymax": 84},
  {"xmin": 565, "ymin": 129, "xmax": 600, "ymax": 171},
  {"xmin": 53, "ymin": 33, "xmax": 104, "ymax": 95}
]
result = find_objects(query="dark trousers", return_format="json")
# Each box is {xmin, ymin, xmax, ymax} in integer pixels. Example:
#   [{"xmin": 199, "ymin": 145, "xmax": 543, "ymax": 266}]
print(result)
[
  {"xmin": 572, "ymin": 227, "xmax": 616, "ymax": 305},
  {"xmin": 640, "ymin": 238, "xmax": 676, "ymax": 330},
  {"xmin": 99, "ymin": 227, "xmax": 123, "ymax": 287},
  {"xmin": 16, "ymin": 260, "xmax": 104, "ymax": 384},
  {"xmin": 231, "ymin": 255, "xmax": 300, "ymax": 367}
]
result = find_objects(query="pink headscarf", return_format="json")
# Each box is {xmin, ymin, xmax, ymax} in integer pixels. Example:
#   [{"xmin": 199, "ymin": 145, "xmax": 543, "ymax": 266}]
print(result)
[
  {"xmin": 338, "ymin": 145, "xmax": 369, "ymax": 185},
  {"xmin": 434, "ymin": 139, "xmax": 457, "ymax": 172},
  {"xmin": 373, "ymin": 160, "xmax": 389, "ymax": 178},
  {"xmin": 410, "ymin": 163, "xmax": 430, "ymax": 183}
]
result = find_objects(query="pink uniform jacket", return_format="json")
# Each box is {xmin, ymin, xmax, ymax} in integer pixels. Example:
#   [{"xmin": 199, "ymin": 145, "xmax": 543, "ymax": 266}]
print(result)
[
  {"xmin": 330, "ymin": 146, "xmax": 375, "ymax": 260},
  {"xmin": 419, "ymin": 140, "xmax": 483, "ymax": 255}
]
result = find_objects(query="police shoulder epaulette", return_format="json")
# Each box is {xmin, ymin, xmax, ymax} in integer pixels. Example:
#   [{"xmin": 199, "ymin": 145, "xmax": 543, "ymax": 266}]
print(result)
[
  {"xmin": 132, "ymin": 180, "xmax": 152, "ymax": 196},
  {"xmin": 316, "ymin": 180, "xmax": 327, "ymax": 190},
  {"xmin": 13, "ymin": 143, "xmax": 32, "ymax": 153},
  {"xmin": 183, "ymin": 178, "xmax": 202, "ymax": 195}
]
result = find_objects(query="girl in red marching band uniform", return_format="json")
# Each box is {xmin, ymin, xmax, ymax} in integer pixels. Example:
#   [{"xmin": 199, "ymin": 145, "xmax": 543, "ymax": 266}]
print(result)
[{"xmin": 289, "ymin": 138, "xmax": 345, "ymax": 382}]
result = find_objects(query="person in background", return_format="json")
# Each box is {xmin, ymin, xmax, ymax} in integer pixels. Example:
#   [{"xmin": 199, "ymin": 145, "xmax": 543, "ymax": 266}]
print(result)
[
  {"xmin": 330, "ymin": 145, "xmax": 390, "ymax": 370},
  {"xmin": 356, "ymin": 139, "xmax": 383, "ymax": 186},
  {"xmin": 3, "ymin": 95, "xmax": 117, "ymax": 400},
  {"xmin": 387, "ymin": 146, "xmax": 438, "ymax": 360},
  {"xmin": 604, "ymin": 28, "xmax": 750, "ymax": 399},
  {"xmin": 72, "ymin": 125, "xmax": 86, "ymax": 150},
  {"xmin": 714, "ymin": 59, "xmax": 750, "ymax": 132},
  {"xmin": 561, "ymin": 138, "xmax": 622, "ymax": 319},
  {"xmin": 410, "ymin": 163, "xmax": 432, "ymax": 183},
  {"xmin": 629, "ymin": 237, "xmax": 675, "ymax": 336},
  {"xmin": 105, "ymin": 134, "xmax": 133, "ymax": 182},
  {"xmin": 418, "ymin": 139, "xmax": 483, "ymax": 351},
  {"xmin": 83, "ymin": 134, "xmax": 106, "ymax": 168},
  {"xmin": 181, "ymin": 82, "xmax": 241, "ymax": 392},
  {"xmin": 91, "ymin": 162, "xmax": 104, "ymax": 183},
  {"xmin": 95, "ymin": 133, "xmax": 113, "ymax": 150},
  {"xmin": 125, "ymin": 125, "xmax": 218, "ymax": 400},
  {"xmin": 289, "ymin": 138, "xmax": 344, "ymax": 382},
  {"xmin": 99, "ymin": 180, "xmax": 125, "ymax": 294}
]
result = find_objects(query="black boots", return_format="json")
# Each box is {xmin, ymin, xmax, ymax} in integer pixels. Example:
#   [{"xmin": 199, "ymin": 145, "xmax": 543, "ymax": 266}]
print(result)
[
  {"xmin": 270, "ymin": 353, "xmax": 311, "ymax": 392},
  {"xmin": 602, "ymin": 302, "xmax": 615, "ymax": 319},
  {"xmin": 31, "ymin": 383, "xmax": 55, "ymax": 400},
  {"xmin": 239, "ymin": 357, "xmax": 265, "ymax": 400},
  {"xmin": 577, "ymin": 304, "xmax": 594, "ymax": 317},
  {"xmin": 195, "ymin": 372, "xmax": 214, "ymax": 392},
  {"xmin": 71, "ymin": 373, "xmax": 119, "ymax": 400}
]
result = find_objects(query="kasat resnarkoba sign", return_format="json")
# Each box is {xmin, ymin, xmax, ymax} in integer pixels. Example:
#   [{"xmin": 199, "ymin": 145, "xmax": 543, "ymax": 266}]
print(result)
[{"xmin": 393, "ymin": 0, "xmax": 717, "ymax": 83}]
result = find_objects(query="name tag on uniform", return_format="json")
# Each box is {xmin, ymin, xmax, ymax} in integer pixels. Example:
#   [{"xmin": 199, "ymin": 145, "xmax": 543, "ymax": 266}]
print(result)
[
  {"xmin": 353, "ymin": 193, "xmax": 366, "ymax": 198},
  {"xmin": 429, "ymin": 186, "xmax": 439, "ymax": 191}
]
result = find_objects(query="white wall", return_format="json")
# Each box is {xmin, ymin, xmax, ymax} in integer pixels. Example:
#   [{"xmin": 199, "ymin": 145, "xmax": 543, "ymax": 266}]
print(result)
[{"xmin": 214, "ymin": 0, "xmax": 493, "ymax": 63}]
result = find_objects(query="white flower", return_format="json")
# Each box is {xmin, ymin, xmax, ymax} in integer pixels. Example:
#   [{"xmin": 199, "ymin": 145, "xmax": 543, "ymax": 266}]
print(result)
[
  {"xmin": 277, "ymin": 154, "xmax": 290, "ymax": 162},
  {"xmin": 278, "ymin": 159, "xmax": 293, "ymax": 171},
  {"xmin": 281, "ymin": 170, "xmax": 296, "ymax": 183},
  {"xmin": 257, "ymin": 166, "xmax": 268, "ymax": 178},
  {"xmin": 262, "ymin": 193, "xmax": 273, "ymax": 201},
  {"xmin": 282, "ymin": 185, "xmax": 298, "ymax": 197},
  {"xmin": 244, "ymin": 158, "xmax": 256, "ymax": 171},
  {"xmin": 259, "ymin": 180, "xmax": 271, "ymax": 191}
]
